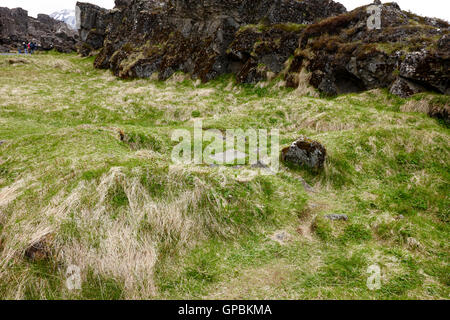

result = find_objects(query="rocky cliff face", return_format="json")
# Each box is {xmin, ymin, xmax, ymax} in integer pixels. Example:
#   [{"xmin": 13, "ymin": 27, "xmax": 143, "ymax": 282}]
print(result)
[
  {"xmin": 0, "ymin": 7, "xmax": 79, "ymax": 53},
  {"xmin": 77, "ymin": 1, "xmax": 448, "ymax": 97},
  {"xmin": 0, "ymin": 8, "xmax": 78, "ymax": 52},
  {"xmin": 286, "ymin": 3, "xmax": 449, "ymax": 97},
  {"xmin": 77, "ymin": 0, "xmax": 346, "ymax": 81},
  {"xmin": 75, "ymin": 2, "xmax": 111, "ymax": 56}
]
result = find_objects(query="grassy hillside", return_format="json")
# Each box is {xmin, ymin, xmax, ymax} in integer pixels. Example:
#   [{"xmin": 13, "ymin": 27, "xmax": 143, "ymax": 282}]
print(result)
[{"xmin": 0, "ymin": 52, "xmax": 448, "ymax": 299}]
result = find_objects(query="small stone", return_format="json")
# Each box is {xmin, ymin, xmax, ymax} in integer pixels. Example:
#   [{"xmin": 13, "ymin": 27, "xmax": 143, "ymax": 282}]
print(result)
[
  {"xmin": 281, "ymin": 136, "xmax": 326, "ymax": 169},
  {"xmin": 276, "ymin": 233, "xmax": 286, "ymax": 241},
  {"xmin": 0, "ymin": 140, "xmax": 6, "ymax": 146},
  {"xmin": 407, "ymin": 237, "xmax": 421, "ymax": 249},
  {"xmin": 270, "ymin": 230, "xmax": 291, "ymax": 245},
  {"xmin": 325, "ymin": 214, "xmax": 349, "ymax": 221}
]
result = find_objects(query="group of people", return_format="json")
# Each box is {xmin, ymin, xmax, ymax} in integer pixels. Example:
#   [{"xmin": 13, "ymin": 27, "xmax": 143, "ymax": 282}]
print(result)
[{"xmin": 19, "ymin": 41, "xmax": 37, "ymax": 54}]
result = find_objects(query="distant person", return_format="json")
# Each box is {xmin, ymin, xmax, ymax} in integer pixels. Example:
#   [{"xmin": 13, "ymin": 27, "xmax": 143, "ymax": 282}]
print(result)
[
  {"xmin": 23, "ymin": 42, "xmax": 27, "ymax": 54},
  {"xmin": 27, "ymin": 43, "xmax": 31, "ymax": 54}
]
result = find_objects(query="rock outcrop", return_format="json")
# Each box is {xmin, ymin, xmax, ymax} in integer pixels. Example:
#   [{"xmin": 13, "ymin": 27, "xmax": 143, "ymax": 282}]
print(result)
[
  {"xmin": 0, "ymin": 7, "xmax": 79, "ymax": 53},
  {"xmin": 286, "ymin": 2, "xmax": 449, "ymax": 97},
  {"xmin": 229, "ymin": 23, "xmax": 307, "ymax": 84},
  {"xmin": 75, "ymin": 2, "xmax": 111, "ymax": 56},
  {"xmin": 77, "ymin": 1, "xmax": 449, "ymax": 98},
  {"xmin": 77, "ymin": 0, "xmax": 346, "ymax": 81}
]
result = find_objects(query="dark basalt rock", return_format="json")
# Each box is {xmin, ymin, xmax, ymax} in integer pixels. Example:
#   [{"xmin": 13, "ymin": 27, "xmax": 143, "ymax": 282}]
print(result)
[
  {"xmin": 281, "ymin": 136, "xmax": 327, "ymax": 169},
  {"xmin": 77, "ymin": 1, "xmax": 448, "ymax": 98},
  {"xmin": 395, "ymin": 49, "xmax": 449, "ymax": 95},
  {"xmin": 75, "ymin": 2, "xmax": 111, "ymax": 56},
  {"xmin": 0, "ymin": 7, "xmax": 78, "ymax": 53},
  {"xmin": 77, "ymin": 0, "xmax": 345, "ymax": 81},
  {"xmin": 229, "ymin": 23, "xmax": 307, "ymax": 83},
  {"xmin": 438, "ymin": 34, "xmax": 449, "ymax": 52},
  {"xmin": 288, "ymin": 3, "xmax": 449, "ymax": 97},
  {"xmin": 390, "ymin": 77, "xmax": 427, "ymax": 98}
]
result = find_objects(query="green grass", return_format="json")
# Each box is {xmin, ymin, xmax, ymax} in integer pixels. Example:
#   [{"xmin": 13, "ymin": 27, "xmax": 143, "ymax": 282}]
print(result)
[{"xmin": 0, "ymin": 52, "xmax": 448, "ymax": 300}]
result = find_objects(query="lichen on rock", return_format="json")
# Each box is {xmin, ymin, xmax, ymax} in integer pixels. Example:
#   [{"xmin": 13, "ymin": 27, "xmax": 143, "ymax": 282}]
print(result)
[
  {"xmin": 287, "ymin": 3, "xmax": 449, "ymax": 97},
  {"xmin": 281, "ymin": 136, "xmax": 327, "ymax": 169},
  {"xmin": 77, "ymin": 0, "xmax": 346, "ymax": 81},
  {"xmin": 76, "ymin": 1, "xmax": 449, "ymax": 98}
]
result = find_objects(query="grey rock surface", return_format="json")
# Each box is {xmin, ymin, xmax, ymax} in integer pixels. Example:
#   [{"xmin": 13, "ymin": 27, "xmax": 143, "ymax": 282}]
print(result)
[
  {"xmin": 325, "ymin": 214, "xmax": 349, "ymax": 221},
  {"xmin": 76, "ymin": 0, "xmax": 346, "ymax": 80},
  {"xmin": 281, "ymin": 136, "xmax": 327, "ymax": 169}
]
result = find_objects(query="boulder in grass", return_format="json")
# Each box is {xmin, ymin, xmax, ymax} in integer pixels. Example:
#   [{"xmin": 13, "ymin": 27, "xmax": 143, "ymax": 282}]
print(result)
[
  {"xmin": 390, "ymin": 77, "xmax": 426, "ymax": 98},
  {"xmin": 281, "ymin": 136, "xmax": 326, "ymax": 169}
]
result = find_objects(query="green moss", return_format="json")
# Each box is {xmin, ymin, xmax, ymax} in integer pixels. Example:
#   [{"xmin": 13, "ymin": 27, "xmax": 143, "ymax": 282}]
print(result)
[
  {"xmin": 273, "ymin": 23, "xmax": 307, "ymax": 33},
  {"xmin": 191, "ymin": 110, "xmax": 201, "ymax": 118},
  {"xmin": 340, "ymin": 224, "xmax": 372, "ymax": 243},
  {"xmin": 238, "ymin": 22, "xmax": 306, "ymax": 34},
  {"xmin": 312, "ymin": 216, "xmax": 333, "ymax": 241}
]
